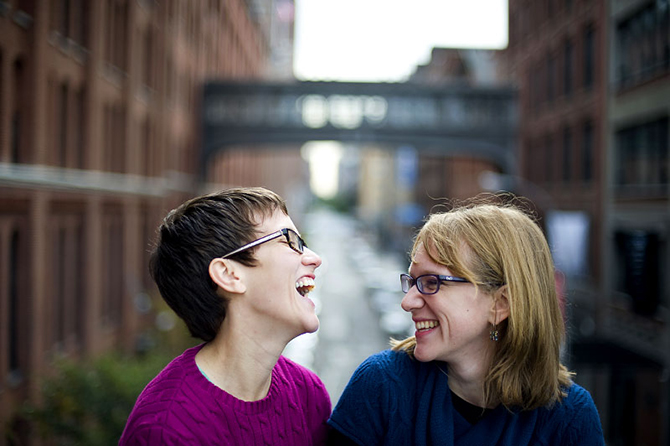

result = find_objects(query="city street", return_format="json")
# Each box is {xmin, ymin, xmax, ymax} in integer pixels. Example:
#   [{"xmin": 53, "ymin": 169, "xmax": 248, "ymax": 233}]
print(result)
[{"xmin": 284, "ymin": 208, "xmax": 410, "ymax": 405}]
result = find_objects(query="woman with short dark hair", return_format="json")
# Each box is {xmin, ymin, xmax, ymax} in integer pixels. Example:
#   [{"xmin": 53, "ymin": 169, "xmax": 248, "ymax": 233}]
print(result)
[{"xmin": 120, "ymin": 187, "xmax": 330, "ymax": 445}]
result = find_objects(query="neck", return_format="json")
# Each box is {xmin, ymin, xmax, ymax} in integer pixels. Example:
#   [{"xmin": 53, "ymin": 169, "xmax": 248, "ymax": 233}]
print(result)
[
  {"xmin": 444, "ymin": 349, "xmax": 496, "ymax": 409},
  {"xmin": 195, "ymin": 315, "xmax": 288, "ymax": 402}
]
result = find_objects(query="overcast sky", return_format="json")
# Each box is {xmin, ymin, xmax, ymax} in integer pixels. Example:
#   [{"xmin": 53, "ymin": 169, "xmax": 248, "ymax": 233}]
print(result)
[{"xmin": 293, "ymin": 0, "xmax": 508, "ymax": 82}]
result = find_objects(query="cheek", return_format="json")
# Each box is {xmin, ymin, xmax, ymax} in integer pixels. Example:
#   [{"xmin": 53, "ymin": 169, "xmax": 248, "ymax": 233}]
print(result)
[{"xmin": 440, "ymin": 299, "xmax": 489, "ymax": 327}]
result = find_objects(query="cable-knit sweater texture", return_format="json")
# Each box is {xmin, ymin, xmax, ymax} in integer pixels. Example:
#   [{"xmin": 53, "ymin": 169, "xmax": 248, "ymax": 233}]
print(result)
[
  {"xmin": 328, "ymin": 349, "xmax": 605, "ymax": 446},
  {"xmin": 119, "ymin": 344, "xmax": 331, "ymax": 446}
]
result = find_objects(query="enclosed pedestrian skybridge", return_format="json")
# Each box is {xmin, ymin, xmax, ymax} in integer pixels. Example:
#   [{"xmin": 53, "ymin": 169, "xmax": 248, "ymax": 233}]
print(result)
[{"xmin": 201, "ymin": 81, "xmax": 517, "ymax": 176}]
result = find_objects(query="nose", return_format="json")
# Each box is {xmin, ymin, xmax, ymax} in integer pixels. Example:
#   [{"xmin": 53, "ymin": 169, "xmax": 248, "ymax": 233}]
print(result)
[
  {"xmin": 400, "ymin": 287, "xmax": 425, "ymax": 312},
  {"xmin": 302, "ymin": 247, "xmax": 322, "ymax": 269}
]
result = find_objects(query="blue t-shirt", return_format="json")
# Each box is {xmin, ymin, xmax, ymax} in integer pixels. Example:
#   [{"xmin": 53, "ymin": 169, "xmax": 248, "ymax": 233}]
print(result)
[{"xmin": 328, "ymin": 349, "xmax": 605, "ymax": 446}]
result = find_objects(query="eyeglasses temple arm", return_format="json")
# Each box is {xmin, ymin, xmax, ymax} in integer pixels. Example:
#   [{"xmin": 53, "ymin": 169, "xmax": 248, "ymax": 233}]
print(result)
[{"xmin": 220, "ymin": 230, "xmax": 283, "ymax": 259}]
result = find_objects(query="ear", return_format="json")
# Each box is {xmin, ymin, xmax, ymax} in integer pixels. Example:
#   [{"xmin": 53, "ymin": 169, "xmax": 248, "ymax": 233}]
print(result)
[
  {"xmin": 209, "ymin": 258, "xmax": 246, "ymax": 294},
  {"xmin": 490, "ymin": 285, "xmax": 510, "ymax": 324}
]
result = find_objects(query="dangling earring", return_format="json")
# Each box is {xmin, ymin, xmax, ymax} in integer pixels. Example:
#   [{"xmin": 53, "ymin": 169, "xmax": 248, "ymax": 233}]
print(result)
[
  {"xmin": 489, "ymin": 324, "xmax": 499, "ymax": 342},
  {"xmin": 490, "ymin": 310, "xmax": 499, "ymax": 341}
]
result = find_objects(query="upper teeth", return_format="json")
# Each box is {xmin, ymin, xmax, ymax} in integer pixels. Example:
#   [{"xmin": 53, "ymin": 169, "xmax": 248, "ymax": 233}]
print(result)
[
  {"xmin": 416, "ymin": 320, "xmax": 439, "ymax": 330},
  {"xmin": 296, "ymin": 278, "xmax": 315, "ymax": 295}
]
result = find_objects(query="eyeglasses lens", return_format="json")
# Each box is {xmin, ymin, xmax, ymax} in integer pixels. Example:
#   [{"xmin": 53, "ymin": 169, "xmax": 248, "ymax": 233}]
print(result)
[
  {"xmin": 286, "ymin": 229, "xmax": 305, "ymax": 254},
  {"xmin": 400, "ymin": 274, "xmax": 411, "ymax": 293},
  {"xmin": 419, "ymin": 276, "xmax": 440, "ymax": 294},
  {"xmin": 401, "ymin": 274, "xmax": 443, "ymax": 295}
]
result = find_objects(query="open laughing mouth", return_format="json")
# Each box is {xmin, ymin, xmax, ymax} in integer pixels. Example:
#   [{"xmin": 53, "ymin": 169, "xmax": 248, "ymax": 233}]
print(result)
[
  {"xmin": 295, "ymin": 278, "xmax": 315, "ymax": 296},
  {"xmin": 415, "ymin": 320, "xmax": 440, "ymax": 332}
]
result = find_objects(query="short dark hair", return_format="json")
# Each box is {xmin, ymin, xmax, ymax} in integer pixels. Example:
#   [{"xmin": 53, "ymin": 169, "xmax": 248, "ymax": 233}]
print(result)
[{"xmin": 149, "ymin": 187, "xmax": 289, "ymax": 341}]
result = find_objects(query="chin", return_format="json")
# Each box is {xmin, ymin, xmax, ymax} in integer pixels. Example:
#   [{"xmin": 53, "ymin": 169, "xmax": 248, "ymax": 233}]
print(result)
[
  {"xmin": 412, "ymin": 345, "xmax": 436, "ymax": 363},
  {"xmin": 304, "ymin": 317, "xmax": 320, "ymax": 334}
]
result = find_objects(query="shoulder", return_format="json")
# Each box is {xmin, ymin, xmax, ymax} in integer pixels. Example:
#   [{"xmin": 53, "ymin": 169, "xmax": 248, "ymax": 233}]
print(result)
[
  {"xmin": 328, "ymin": 350, "xmax": 421, "ymax": 445},
  {"xmin": 122, "ymin": 345, "xmax": 209, "ymax": 438},
  {"xmin": 276, "ymin": 355, "xmax": 327, "ymax": 391},
  {"xmin": 537, "ymin": 382, "xmax": 605, "ymax": 445},
  {"xmin": 276, "ymin": 356, "xmax": 331, "ymax": 441},
  {"xmin": 351, "ymin": 349, "xmax": 421, "ymax": 391},
  {"xmin": 355, "ymin": 349, "xmax": 417, "ymax": 378},
  {"xmin": 557, "ymin": 382, "xmax": 600, "ymax": 417},
  {"xmin": 276, "ymin": 355, "xmax": 318, "ymax": 377},
  {"xmin": 276, "ymin": 356, "xmax": 331, "ymax": 407},
  {"xmin": 138, "ymin": 344, "xmax": 203, "ymax": 398},
  {"xmin": 339, "ymin": 349, "xmax": 420, "ymax": 400}
]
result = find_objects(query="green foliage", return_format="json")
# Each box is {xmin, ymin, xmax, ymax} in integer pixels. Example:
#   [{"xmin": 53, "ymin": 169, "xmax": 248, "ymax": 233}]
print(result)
[
  {"xmin": 11, "ymin": 295, "xmax": 197, "ymax": 445},
  {"xmin": 20, "ymin": 306, "xmax": 196, "ymax": 446},
  {"xmin": 314, "ymin": 193, "xmax": 356, "ymax": 214},
  {"xmin": 22, "ymin": 350, "xmax": 173, "ymax": 446}
]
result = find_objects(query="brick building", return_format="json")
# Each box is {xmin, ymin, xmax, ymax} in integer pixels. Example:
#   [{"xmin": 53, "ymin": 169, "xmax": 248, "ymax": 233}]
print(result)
[
  {"xmin": 0, "ymin": 0, "xmax": 303, "ymax": 443},
  {"xmin": 409, "ymin": 48, "xmax": 509, "ymax": 209},
  {"xmin": 503, "ymin": 0, "xmax": 669, "ymax": 444}
]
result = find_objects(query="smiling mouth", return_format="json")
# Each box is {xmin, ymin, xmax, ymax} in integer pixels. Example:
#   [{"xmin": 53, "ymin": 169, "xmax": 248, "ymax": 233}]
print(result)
[
  {"xmin": 416, "ymin": 320, "xmax": 439, "ymax": 331},
  {"xmin": 296, "ymin": 278, "xmax": 315, "ymax": 296}
]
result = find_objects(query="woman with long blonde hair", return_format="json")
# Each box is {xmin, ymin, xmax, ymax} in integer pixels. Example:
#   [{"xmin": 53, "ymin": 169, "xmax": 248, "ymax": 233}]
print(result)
[{"xmin": 327, "ymin": 197, "xmax": 605, "ymax": 446}]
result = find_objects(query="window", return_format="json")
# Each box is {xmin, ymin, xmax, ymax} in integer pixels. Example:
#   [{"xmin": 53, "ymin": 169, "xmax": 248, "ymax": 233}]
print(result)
[
  {"xmin": 563, "ymin": 39, "xmax": 574, "ymax": 97},
  {"xmin": 58, "ymin": 0, "xmax": 70, "ymax": 37},
  {"xmin": 75, "ymin": 88, "xmax": 85, "ymax": 168},
  {"xmin": 106, "ymin": 0, "xmax": 128, "ymax": 70},
  {"xmin": 616, "ymin": 2, "xmax": 670, "ymax": 89},
  {"xmin": 105, "ymin": 104, "xmax": 126, "ymax": 172},
  {"xmin": 59, "ymin": 83, "xmax": 68, "ymax": 167},
  {"xmin": 55, "ymin": 227, "xmax": 67, "ymax": 346},
  {"xmin": 530, "ymin": 63, "xmax": 541, "ymax": 112},
  {"xmin": 1, "ymin": 220, "xmax": 28, "ymax": 384},
  {"xmin": 547, "ymin": 53, "xmax": 556, "ymax": 103},
  {"xmin": 12, "ymin": 59, "xmax": 25, "ymax": 163},
  {"xmin": 564, "ymin": 0, "xmax": 572, "ymax": 14},
  {"xmin": 51, "ymin": 215, "xmax": 84, "ymax": 350},
  {"xmin": 545, "ymin": 134, "xmax": 554, "ymax": 184},
  {"xmin": 614, "ymin": 230, "xmax": 661, "ymax": 316},
  {"xmin": 527, "ymin": 139, "xmax": 543, "ymax": 184},
  {"xmin": 8, "ymin": 230, "xmax": 20, "ymax": 373},
  {"xmin": 50, "ymin": 0, "xmax": 87, "ymax": 47},
  {"xmin": 142, "ymin": 28, "xmax": 154, "ymax": 89},
  {"xmin": 102, "ymin": 208, "xmax": 124, "ymax": 326},
  {"xmin": 142, "ymin": 118, "xmax": 156, "ymax": 177},
  {"xmin": 0, "ymin": 50, "xmax": 3, "ymax": 162},
  {"xmin": 563, "ymin": 126, "xmax": 572, "ymax": 182},
  {"xmin": 615, "ymin": 117, "xmax": 668, "ymax": 191},
  {"xmin": 582, "ymin": 121, "xmax": 594, "ymax": 182},
  {"xmin": 584, "ymin": 25, "xmax": 595, "ymax": 89},
  {"xmin": 16, "ymin": 0, "xmax": 36, "ymax": 16},
  {"xmin": 50, "ymin": 82, "xmax": 84, "ymax": 169}
]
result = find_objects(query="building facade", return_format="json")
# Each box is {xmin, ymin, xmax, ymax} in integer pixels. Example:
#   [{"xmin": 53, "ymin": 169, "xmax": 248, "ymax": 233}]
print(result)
[
  {"xmin": 601, "ymin": 1, "xmax": 669, "ymax": 445},
  {"xmin": 0, "ymin": 1, "xmax": 300, "ymax": 443},
  {"xmin": 504, "ymin": 0, "xmax": 669, "ymax": 444},
  {"xmin": 409, "ymin": 48, "xmax": 509, "ymax": 214}
]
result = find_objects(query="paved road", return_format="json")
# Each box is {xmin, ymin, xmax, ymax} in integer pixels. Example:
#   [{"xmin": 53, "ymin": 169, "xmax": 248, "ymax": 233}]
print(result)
[{"xmin": 284, "ymin": 208, "xmax": 409, "ymax": 405}]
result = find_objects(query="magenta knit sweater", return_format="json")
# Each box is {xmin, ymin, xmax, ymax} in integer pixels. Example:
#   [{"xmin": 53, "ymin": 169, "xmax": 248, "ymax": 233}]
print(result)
[{"xmin": 119, "ymin": 344, "xmax": 331, "ymax": 445}]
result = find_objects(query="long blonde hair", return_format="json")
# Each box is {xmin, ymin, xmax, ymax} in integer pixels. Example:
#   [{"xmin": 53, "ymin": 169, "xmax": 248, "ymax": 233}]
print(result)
[{"xmin": 392, "ymin": 197, "xmax": 573, "ymax": 410}]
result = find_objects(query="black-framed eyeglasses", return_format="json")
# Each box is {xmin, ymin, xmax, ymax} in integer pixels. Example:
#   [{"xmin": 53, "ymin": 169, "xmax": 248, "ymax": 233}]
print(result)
[
  {"xmin": 400, "ymin": 273, "xmax": 469, "ymax": 295},
  {"xmin": 221, "ymin": 228, "xmax": 306, "ymax": 259}
]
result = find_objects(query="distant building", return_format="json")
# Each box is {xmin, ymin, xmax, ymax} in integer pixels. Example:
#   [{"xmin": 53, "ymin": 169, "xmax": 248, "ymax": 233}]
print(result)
[
  {"xmin": 409, "ymin": 48, "xmax": 509, "ymax": 211},
  {"xmin": 502, "ymin": 0, "xmax": 669, "ymax": 444},
  {"xmin": 601, "ymin": 1, "xmax": 669, "ymax": 445},
  {"xmin": 0, "ymin": 1, "xmax": 300, "ymax": 443},
  {"xmin": 354, "ymin": 48, "xmax": 515, "ymax": 256},
  {"xmin": 412, "ymin": 47, "xmax": 507, "ymax": 87}
]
